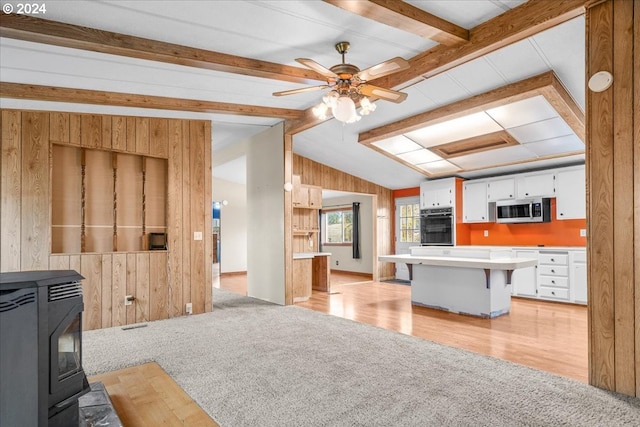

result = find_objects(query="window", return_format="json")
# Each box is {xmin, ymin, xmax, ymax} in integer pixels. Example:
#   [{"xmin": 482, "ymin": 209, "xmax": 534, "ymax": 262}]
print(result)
[
  {"xmin": 399, "ymin": 203, "xmax": 421, "ymax": 243},
  {"xmin": 324, "ymin": 209, "xmax": 353, "ymax": 244}
]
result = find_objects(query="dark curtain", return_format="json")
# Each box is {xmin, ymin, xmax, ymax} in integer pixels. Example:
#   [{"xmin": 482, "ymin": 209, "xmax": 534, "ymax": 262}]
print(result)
[{"xmin": 352, "ymin": 202, "xmax": 361, "ymax": 259}]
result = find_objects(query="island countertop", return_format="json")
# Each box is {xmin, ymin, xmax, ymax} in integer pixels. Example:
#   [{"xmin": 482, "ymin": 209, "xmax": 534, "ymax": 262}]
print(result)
[{"xmin": 378, "ymin": 254, "xmax": 538, "ymax": 270}]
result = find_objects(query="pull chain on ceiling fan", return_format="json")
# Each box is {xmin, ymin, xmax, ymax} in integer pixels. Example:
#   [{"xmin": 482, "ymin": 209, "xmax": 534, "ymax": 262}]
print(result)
[{"xmin": 273, "ymin": 42, "xmax": 410, "ymax": 124}]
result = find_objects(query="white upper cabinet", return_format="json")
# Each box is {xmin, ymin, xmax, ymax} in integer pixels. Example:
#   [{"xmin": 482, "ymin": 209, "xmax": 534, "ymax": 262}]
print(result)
[
  {"xmin": 556, "ymin": 166, "xmax": 586, "ymax": 219},
  {"xmin": 516, "ymin": 171, "xmax": 556, "ymax": 199},
  {"xmin": 487, "ymin": 178, "xmax": 515, "ymax": 202},
  {"xmin": 463, "ymin": 181, "xmax": 491, "ymax": 223},
  {"xmin": 420, "ymin": 178, "xmax": 455, "ymax": 209}
]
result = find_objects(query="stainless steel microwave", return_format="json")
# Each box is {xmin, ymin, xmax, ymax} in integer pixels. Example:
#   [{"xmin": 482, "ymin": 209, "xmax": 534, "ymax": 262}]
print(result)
[{"xmin": 495, "ymin": 198, "xmax": 551, "ymax": 224}]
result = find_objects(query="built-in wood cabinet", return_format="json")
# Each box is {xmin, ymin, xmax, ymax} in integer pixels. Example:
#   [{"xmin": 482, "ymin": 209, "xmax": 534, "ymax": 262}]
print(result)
[
  {"xmin": 292, "ymin": 175, "xmax": 322, "ymax": 209},
  {"xmin": 292, "ymin": 174, "xmax": 322, "ymax": 253},
  {"xmin": 556, "ymin": 167, "xmax": 586, "ymax": 219},
  {"xmin": 293, "ymin": 257, "xmax": 312, "ymax": 302},
  {"xmin": 420, "ymin": 178, "xmax": 455, "ymax": 209}
]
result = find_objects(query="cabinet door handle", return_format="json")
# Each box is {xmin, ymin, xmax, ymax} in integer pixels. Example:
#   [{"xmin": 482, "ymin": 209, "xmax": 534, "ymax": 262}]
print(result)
[
  {"xmin": 551, "ymin": 291, "xmax": 556, "ymax": 295},
  {"xmin": 551, "ymin": 280, "xmax": 556, "ymax": 284},
  {"xmin": 551, "ymin": 258, "xmax": 555, "ymax": 262},
  {"xmin": 551, "ymin": 269, "xmax": 555, "ymax": 273}
]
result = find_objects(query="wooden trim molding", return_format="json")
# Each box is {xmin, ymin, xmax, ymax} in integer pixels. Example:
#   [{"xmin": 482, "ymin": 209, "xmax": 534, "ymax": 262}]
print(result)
[
  {"xmin": 0, "ymin": 83, "xmax": 304, "ymax": 119},
  {"xmin": 358, "ymin": 71, "xmax": 585, "ymax": 178},
  {"xmin": 359, "ymin": 71, "xmax": 583, "ymax": 144},
  {"xmin": 0, "ymin": 14, "xmax": 326, "ymax": 85},
  {"xmin": 429, "ymin": 131, "xmax": 519, "ymax": 159}
]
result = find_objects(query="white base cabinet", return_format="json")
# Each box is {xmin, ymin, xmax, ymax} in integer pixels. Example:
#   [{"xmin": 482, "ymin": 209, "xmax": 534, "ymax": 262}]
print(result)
[
  {"xmin": 511, "ymin": 251, "xmax": 538, "ymax": 297},
  {"xmin": 511, "ymin": 249, "xmax": 586, "ymax": 305}
]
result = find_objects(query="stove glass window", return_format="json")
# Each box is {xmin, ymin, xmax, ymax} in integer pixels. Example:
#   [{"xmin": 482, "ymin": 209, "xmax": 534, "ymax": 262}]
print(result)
[{"xmin": 58, "ymin": 316, "xmax": 81, "ymax": 380}]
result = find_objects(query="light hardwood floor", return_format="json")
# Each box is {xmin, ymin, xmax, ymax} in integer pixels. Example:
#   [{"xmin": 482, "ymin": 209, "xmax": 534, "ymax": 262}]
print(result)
[
  {"xmin": 216, "ymin": 268, "xmax": 588, "ymax": 383},
  {"xmin": 88, "ymin": 362, "xmax": 219, "ymax": 427}
]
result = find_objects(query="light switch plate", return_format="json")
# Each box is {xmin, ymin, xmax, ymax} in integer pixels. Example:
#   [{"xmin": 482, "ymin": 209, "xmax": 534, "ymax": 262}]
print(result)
[
  {"xmin": 194, "ymin": 231, "xmax": 203, "ymax": 240},
  {"xmin": 580, "ymin": 229, "xmax": 586, "ymax": 237}
]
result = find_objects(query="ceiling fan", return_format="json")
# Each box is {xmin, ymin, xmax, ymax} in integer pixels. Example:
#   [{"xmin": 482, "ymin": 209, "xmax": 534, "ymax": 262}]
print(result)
[{"xmin": 273, "ymin": 42, "xmax": 410, "ymax": 123}]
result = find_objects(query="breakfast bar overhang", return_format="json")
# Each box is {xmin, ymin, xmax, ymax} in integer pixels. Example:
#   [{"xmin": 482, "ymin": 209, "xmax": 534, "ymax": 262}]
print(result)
[{"xmin": 379, "ymin": 247, "xmax": 538, "ymax": 318}]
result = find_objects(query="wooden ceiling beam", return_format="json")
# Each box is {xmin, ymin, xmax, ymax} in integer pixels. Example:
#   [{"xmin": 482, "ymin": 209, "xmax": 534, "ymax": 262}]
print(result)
[
  {"xmin": 0, "ymin": 14, "xmax": 326, "ymax": 85},
  {"xmin": 0, "ymin": 83, "xmax": 305, "ymax": 119},
  {"xmin": 287, "ymin": 0, "xmax": 585, "ymax": 135},
  {"xmin": 324, "ymin": 0, "xmax": 469, "ymax": 45},
  {"xmin": 374, "ymin": 0, "xmax": 586, "ymax": 89}
]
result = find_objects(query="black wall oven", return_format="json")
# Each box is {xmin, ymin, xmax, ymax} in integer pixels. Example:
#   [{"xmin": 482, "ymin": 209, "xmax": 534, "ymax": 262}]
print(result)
[{"xmin": 420, "ymin": 207, "xmax": 454, "ymax": 246}]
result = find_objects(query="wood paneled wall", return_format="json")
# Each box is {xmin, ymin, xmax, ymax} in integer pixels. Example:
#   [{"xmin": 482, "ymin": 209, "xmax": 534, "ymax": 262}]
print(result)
[
  {"xmin": 292, "ymin": 154, "xmax": 394, "ymax": 281},
  {"xmin": 0, "ymin": 109, "xmax": 212, "ymax": 330},
  {"xmin": 586, "ymin": 0, "xmax": 639, "ymax": 397}
]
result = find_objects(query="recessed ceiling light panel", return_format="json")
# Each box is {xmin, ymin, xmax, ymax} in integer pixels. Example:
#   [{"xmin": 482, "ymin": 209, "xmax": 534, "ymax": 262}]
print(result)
[
  {"xmin": 405, "ymin": 112, "xmax": 502, "ymax": 148},
  {"xmin": 506, "ymin": 117, "xmax": 574, "ymax": 144},
  {"xmin": 397, "ymin": 148, "xmax": 443, "ymax": 164},
  {"xmin": 486, "ymin": 95, "xmax": 558, "ymax": 129},
  {"xmin": 415, "ymin": 159, "xmax": 460, "ymax": 174},
  {"xmin": 372, "ymin": 136, "xmax": 423, "ymax": 155}
]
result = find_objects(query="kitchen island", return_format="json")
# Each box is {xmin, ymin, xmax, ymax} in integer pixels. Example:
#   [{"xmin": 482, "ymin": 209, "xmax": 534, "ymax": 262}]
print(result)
[{"xmin": 379, "ymin": 247, "xmax": 537, "ymax": 318}]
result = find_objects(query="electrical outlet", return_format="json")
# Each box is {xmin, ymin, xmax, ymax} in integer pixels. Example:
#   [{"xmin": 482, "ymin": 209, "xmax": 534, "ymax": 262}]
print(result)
[
  {"xmin": 580, "ymin": 229, "xmax": 587, "ymax": 237},
  {"xmin": 336, "ymin": 260, "xmax": 339, "ymax": 266},
  {"xmin": 124, "ymin": 295, "xmax": 134, "ymax": 306},
  {"xmin": 194, "ymin": 231, "xmax": 203, "ymax": 241},
  {"xmin": 483, "ymin": 230, "xmax": 489, "ymax": 237},
  {"xmin": 186, "ymin": 303, "xmax": 193, "ymax": 314}
]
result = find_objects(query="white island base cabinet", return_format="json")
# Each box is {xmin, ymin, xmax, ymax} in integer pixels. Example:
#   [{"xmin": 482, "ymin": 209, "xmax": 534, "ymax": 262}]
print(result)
[
  {"xmin": 379, "ymin": 248, "xmax": 537, "ymax": 318},
  {"xmin": 411, "ymin": 265, "xmax": 512, "ymax": 318}
]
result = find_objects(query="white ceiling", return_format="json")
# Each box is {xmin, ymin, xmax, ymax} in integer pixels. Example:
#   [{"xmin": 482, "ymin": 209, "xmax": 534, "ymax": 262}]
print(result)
[{"xmin": 0, "ymin": 0, "xmax": 585, "ymax": 189}]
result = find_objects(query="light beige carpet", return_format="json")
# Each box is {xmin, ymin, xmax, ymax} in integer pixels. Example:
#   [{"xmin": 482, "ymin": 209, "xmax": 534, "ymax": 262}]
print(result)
[{"xmin": 83, "ymin": 288, "xmax": 640, "ymax": 427}]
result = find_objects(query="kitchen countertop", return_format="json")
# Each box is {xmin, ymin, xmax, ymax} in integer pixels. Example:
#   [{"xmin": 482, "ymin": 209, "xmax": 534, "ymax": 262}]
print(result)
[
  {"xmin": 413, "ymin": 245, "xmax": 586, "ymax": 251},
  {"xmin": 293, "ymin": 252, "xmax": 331, "ymax": 260},
  {"xmin": 379, "ymin": 254, "xmax": 538, "ymax": 270}
]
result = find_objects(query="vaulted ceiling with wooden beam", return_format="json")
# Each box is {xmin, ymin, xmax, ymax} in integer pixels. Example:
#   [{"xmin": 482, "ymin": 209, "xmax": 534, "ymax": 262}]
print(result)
[{"xmin": 0, "ymin": 0, "xmax": 586, "ymax": 188}]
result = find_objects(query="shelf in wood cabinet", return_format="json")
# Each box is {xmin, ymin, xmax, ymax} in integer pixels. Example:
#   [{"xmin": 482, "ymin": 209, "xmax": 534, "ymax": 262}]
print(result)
[{"xmin": 293, "ymin": 229, "xmax": 319, "ymax": 235}]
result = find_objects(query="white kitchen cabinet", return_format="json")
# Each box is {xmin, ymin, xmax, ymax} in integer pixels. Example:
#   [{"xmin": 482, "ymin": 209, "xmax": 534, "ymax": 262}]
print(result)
[
  {"xmin": 537, "ymin": 251, "xmax": 570, "ymax": 302},
  {"xmin": 516, "ymin": 171, "xmax": 556, "ymax": 199},
  {"xmin": 463, "ymin": 181, "xmax": 492, "ymax": 223},
  {"xmin": 570, "ymin": 251, "xmax": 587, "ymax": 304},
  {"xmin": 487, "ymin": 178, "xmax": 515, "ymax": 202},
  {"xmin": 556, "ymin": 166, "xmax": 586, "ymax": 219},
  {"xmin": 511, "ymin": 250, "xmax": 538, "ymax": 297},
  {"xmin": 420, "ymin": 178, "xmax": 455, "ymax": 209}
]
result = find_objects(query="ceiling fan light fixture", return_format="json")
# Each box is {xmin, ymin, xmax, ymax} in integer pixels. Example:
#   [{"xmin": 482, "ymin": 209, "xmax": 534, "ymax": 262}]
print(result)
[
  {"xmin": 360, "ymin": 96, "xmax": 377, "ymax": 115},
  {"xmin": 333, "ymin": 95, "xmax": 357, "ymax": 123}
]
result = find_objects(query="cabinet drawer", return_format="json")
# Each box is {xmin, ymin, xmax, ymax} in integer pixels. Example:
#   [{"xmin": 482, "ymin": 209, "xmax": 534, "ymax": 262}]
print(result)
[
  {"xmin": 539, "ymin": 286, "xmax": 569, "ymax": 300},
  {"xmin": 539, "ymin": 253, "xmax": 568, "ymax": 265},
  {"xmin": 538, "ymin": 275, "xmax": 569, "ymax": 288},
  {"xmin": 538, "ymin": 265, "xmax": 568, "ymax": 276}
]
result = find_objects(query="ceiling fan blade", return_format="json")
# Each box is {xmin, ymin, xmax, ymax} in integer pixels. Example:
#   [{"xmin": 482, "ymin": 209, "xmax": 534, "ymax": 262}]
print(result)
[
  {"xmin": 356, "ymin": 57, "xmax": 410, "ymax": 82},
  {"xmin": 272, "ymin": 85, "xmax": 329, "ymax": 97},
  {"xmin": 359, "ymin": 84, "xmax": 408, "ymax": 104},
  {"xmin": 296, "ymin": 58, "xmax": 338, "ymax": 79}
]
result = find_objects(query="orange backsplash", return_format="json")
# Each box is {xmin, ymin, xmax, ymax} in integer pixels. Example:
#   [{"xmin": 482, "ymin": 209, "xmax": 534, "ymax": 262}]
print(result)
[
  {"xmin": 463, "ymin": 198, "xmax": 586, "ymax": 247},
  {"xmin": 394, "ymin": 187, "xmax": 586, "ymax": 247}
]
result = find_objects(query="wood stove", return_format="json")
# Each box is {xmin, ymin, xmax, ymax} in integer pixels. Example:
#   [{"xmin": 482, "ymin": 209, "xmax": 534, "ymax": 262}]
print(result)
[{"xmin": 0, "ymin": 270, "xmax": 90, "ymax": 427}]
